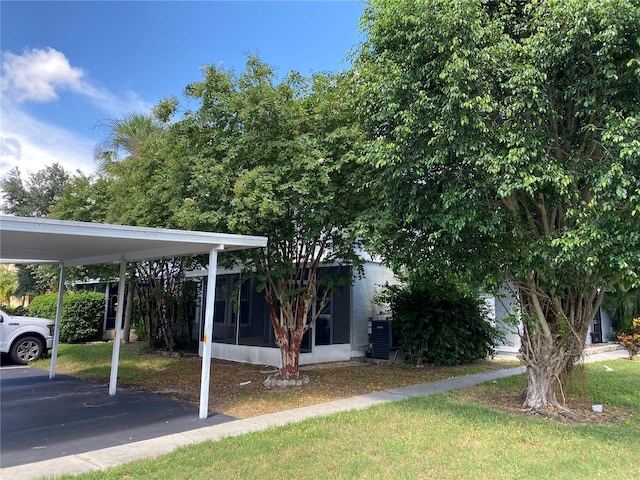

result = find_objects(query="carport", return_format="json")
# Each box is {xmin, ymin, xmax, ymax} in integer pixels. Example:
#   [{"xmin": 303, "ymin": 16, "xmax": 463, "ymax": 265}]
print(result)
[{"xmin": 0, "ymin": 215, "xmax": 267, "ymax": 418}]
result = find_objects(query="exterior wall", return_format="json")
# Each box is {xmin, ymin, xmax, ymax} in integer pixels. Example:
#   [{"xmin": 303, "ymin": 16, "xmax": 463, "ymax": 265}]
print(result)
[
  {"xmin": 350, "ymin": 261, "xmax": 398, "ymax": 358},
  {"xmin": 600, "ymin": 308, "xmax": 614, "ymax": 340},
  {"xmin": 200, "ymin": 342, "xmax": 282, "ymax": 366},
  {"xmin": 586, "ymin": 307, "xmax": 614, "ymax": 345},
  {"xmin": 492, "ymin": 286, "xmax": 613, "ymax": 351},
  {"xmin": 77, "ymin": 260, "xmax": 399, "ymax": 361},
  {"xmin": 202, "ymin": 342, "xmax": 352, "ymax": 367},
  {"xmin": 196, "ymin": 261, "xmax": 397, "ymax": 366},
  {"xmin": 493, "ymin": 287, "xmax": 522, "ymax": 353}
]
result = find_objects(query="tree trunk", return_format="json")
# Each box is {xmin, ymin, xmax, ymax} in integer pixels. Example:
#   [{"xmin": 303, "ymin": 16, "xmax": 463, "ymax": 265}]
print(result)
[
  {"xmin": 122, "ymin": 279, "xmax": 135, "ymax": 343},
  {"xmin": 277, "ymin": 327, "xmax": 304, "ymax": 380},
  {"xmin": 521, "ymin": 347, "xmax": 565, "ymax": 409},
  {"xmin": 516, "ymin": 280, "xmax": 604, "ymax": 411},
  {"xmin": 267, "ymin": 295, "xmax": 308, "ymax": 381},
  {"xmin": 263, "ymin": 265, "xmax": 326, "ymax": 382}
]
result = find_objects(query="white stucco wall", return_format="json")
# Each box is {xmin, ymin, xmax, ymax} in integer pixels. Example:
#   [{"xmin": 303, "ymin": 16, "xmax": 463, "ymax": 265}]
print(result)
[
  {"xmin": 492, "ymin": 286, "xmax": 613, "ymax": 351},
  {"xmin": 350, "ymin": 261, "xmax": 398, "ymax": 358},
  {"xmin": 600, "ymin": 308, "xmax": 614, "ymax": 340},
  {"xmin": 493, "ymin": 287, "xmax": 522, "ymax": 352},
  {"xmin": 199, "ymin": 342, "xmax": 352, "ymax": 367}
]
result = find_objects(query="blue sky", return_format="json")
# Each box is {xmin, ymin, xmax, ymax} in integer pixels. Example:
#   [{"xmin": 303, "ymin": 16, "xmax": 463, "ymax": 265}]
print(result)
[{"xmin": 0, "ymin": 1, "xmax": 365, "ymax": 176}]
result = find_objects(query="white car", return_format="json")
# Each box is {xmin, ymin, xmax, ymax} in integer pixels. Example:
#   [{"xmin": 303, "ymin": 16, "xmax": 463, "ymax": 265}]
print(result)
[{"xmin": 0, "ymin": 309, "xmax": 55, "ymax": 364}]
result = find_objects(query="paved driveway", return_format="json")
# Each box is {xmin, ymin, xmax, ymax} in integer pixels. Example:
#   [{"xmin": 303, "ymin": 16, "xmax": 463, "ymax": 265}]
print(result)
[{"xmin": 0, "ymin": 364, "xmax": 234, "ymax": 468}]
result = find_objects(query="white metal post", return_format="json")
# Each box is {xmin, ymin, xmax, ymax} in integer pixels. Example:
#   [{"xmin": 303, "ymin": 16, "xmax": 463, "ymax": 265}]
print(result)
[
  {"xmin": 109, "ymin": 261, "xmax": 127, "ymax": 396},
  {"xmin": 49, "ymin": 263, "xmax": 66, "ymax": 379},
  {"xmin": 199, "ymin": 246, "xmax": 220, "ymax": 419}
]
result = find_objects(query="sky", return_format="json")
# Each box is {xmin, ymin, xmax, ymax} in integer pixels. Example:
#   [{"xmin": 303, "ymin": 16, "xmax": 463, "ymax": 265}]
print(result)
[{"xmin": 0, "ymin": 0, "xmax": 366, "ymax": 178}]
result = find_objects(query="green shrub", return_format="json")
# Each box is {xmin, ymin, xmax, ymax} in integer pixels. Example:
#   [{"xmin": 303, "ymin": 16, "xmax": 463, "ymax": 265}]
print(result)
[
  {"xmin": 380, "ymin": 282, "xmax": 502, "ymax": 366},
  {"xmin": 29, "ymin": 292, "xmax": 106, "ymax": 343},
  {"xmin": 28, "ymin": 294, "xmax": 58, "ymax": 319},
  {"xmin": 0, "ymin": 304, "xmax": 29, "ymax": 316},
  {"xmin": 13, "ymin": 305, "xmax": 30, "ymax": 316}
]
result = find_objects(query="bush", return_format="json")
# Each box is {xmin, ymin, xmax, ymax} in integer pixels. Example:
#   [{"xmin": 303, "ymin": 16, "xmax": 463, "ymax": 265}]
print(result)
[
  {"xmin": 0, "ymin": 304, "xmax": 29, "ymax": 316},
  {"xmin": 29, "ymin": 292, "xmax": 106, "ymax": 343},
  {"xmin": 618, "ymin": 317, "xmax": 640, "ymax": 360},
  {"xmin": 380, "ymin": 282, "xmax": 502, "ymax": 366},
  {"xmin": 27, "ymin": 294, "xmax": 58, "ymax": 319}
]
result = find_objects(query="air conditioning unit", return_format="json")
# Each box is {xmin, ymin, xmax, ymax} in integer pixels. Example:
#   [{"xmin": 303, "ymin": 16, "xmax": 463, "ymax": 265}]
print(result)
[{"xmin": 368, "ymin": 319, "xmax": 399, "ymax": 360}]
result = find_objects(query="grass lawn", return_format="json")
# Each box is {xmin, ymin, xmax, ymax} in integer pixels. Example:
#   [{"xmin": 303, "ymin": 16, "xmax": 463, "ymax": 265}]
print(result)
[
  {"xmin": 50, "ymin": 359, "xmax": 639, "ymax": 480},
  {"xmin": 34, "ymin": 345, "xmax": 639, "ymax": 480}
]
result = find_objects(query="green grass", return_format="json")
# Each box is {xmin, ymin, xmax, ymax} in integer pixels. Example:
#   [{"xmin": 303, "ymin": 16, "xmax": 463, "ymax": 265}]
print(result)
[
  {"xmin": 36, "ymin": 342, "xmax": 190, "ymax": 384},
  {"xmin": 50, "ymin": 359, "xmax": 639, "ymax": 480}
]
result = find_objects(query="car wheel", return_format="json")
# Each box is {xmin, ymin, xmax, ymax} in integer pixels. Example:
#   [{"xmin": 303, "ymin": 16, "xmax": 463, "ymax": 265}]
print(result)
[{"xmin": 10, "ymin": 336, "xmax": 44, "ymax": 364}]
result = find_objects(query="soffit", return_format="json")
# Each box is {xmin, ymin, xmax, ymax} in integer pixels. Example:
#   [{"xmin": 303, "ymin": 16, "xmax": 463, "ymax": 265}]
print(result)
[{"xmin": 0, "ymin": 216, "xmax": 267, "ymax": 267}]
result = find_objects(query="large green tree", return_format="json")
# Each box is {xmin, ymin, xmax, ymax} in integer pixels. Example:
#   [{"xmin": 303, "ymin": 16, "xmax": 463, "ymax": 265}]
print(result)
[
  {"xmin": 53, "ymin": 113, "xmax": 178, "ymax": 347},
  {"xmin": 53, "ymin": 112, "xmax": 169, "ymax": 228},
  {"xmin": 1, "ymin": 163, "xmax": 78, "ymax": 298},
  {"xmin": 355, "ymin": 0, "xmax": 640, "ymax": 410},
  {"xmin": 0, "ymin": 266, "xmax": 18, "ymax": 305},
  {"xmin": 0, "ymin": 163, "xmax": 73, "ymax": 217},
  {"xmin": 152, "ymin": 57, "xmax": 366, "ymax": 379},
  {"xmin": 50, "ymin": 174, "xmax": 111, "ymax": 223},
  {"xmin": 94, "ymin": 112, "xmax": 165, "ymax": 174}
]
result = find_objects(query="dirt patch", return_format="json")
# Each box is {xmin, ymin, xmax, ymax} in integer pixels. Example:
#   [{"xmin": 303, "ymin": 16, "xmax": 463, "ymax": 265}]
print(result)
[
  {"xmin": 456, "ymin": 379, "xmax": 635, "ymax": 425},
  {"xmin": 79, "ymin": 346, "xmax": 629, "ymax": 426},
  {"xmin": 120, "ymin": 353, "xmax": 520, "ymax": 419},
  {"xmin": 525, "ymin": 398, "xmax": 634, "ymax": 425}
]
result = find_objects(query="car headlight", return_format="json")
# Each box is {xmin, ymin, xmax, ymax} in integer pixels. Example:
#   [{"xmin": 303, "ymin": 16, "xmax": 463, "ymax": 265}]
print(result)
[{"xmin": 48, "ymin": 324, "xmax": 55, "ymax": 336}]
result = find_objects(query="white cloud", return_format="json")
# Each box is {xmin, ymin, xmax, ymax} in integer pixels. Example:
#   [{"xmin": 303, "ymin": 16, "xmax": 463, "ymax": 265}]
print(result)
[
  {"xmin": 0, "ymin": 99, "xmax": 97, "ymax": 177},
  {"xmin": 1, "ymin": 47, "xmax": 153, "ymax": 116},
  {"xmin": 1, "ymin": 47, "xmax": 85, "ymax": 103},
  {"xmin": 1, "ymin": 137, "xmax": 21, "ymax": 159},
  {"xmin": 0, "ymin": 47, "xmax": 155, "ymax": 177}
]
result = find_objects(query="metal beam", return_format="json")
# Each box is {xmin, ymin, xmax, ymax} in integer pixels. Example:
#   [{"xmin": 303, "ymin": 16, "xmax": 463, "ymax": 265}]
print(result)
[
  {"xmin": 49, "ymin": 263, "xmax": 66, "ymax": 379},
  {"xmin": 199, "ymin": 245, "xmax": 221, "ymax": 419},
  {"xmin": 109, "ymin": 261, "xmax": 127, "ymax": 396}
]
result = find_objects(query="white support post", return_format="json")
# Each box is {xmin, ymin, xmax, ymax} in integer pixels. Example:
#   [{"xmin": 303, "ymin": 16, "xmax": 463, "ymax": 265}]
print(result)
[
  {"xmin": 109, "ymin": 261, "xmax": 127, "ymax": 396},
  {"xmin": 49, "ymin": 263, "xmax": 66, "ymax": 380},
  {"xmin": 199, "ymin": 246, "xmax": 220, "ymax": 419}
]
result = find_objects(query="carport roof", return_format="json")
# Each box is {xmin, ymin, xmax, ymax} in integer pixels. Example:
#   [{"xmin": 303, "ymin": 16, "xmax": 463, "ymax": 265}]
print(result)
[{"xmin": 0, "ymin": 215, "xmax": 268, "ymax": 266}]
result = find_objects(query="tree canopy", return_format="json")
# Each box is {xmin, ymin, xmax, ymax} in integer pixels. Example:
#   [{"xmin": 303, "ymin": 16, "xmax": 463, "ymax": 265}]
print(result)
[
  {"xmin": 52, "ymin": 113, "xmax": 191, "ymax": 350},
  {"xmin": 1, "ymin": 163, "xmax": 74, "ymax": 217},
  {"xmin": 56, "ymin": 56, "xmax": 368, "ymax": 377},
  {"xmin": 1, "ymin": 164, "xmax": 82, "ymax": 297},
  {"xmin": 0, "ymin": 266, "xmax": 18, "ymax": 305},
  {"xmin": 154, "ymin": 57, "xmax": 367, "ymax": 378},
  {"xmin": 37, "ymin": 1, "xmax": 640, "ymax": 399},
  {"xmin": 355, "ymin": 0, "xmax": 640, "ymax": 409}
]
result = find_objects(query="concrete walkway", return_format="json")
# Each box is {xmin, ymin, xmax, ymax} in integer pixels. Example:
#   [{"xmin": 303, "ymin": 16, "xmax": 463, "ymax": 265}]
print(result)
[{"xmin": 1, "ymin": 347, "xmax": 628, "ymax": 480}]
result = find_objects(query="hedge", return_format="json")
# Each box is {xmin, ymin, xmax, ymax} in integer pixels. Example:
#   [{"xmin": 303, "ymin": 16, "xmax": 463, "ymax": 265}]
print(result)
[{"xmin": 29, "ymin": 292, "xmax": 106, "ymax": 343}]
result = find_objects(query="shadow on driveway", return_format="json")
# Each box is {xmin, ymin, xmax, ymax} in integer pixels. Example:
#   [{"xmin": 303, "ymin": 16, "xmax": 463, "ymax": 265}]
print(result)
[{"xmin": 0, "ymin": 365, "xmax": 234, "ymax": 468}]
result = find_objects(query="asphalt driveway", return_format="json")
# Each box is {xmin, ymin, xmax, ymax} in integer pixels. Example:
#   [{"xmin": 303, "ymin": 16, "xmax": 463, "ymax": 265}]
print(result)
[{"xmin": 0, "ymin": 364, "xmax": 235, "ymax": 468}]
